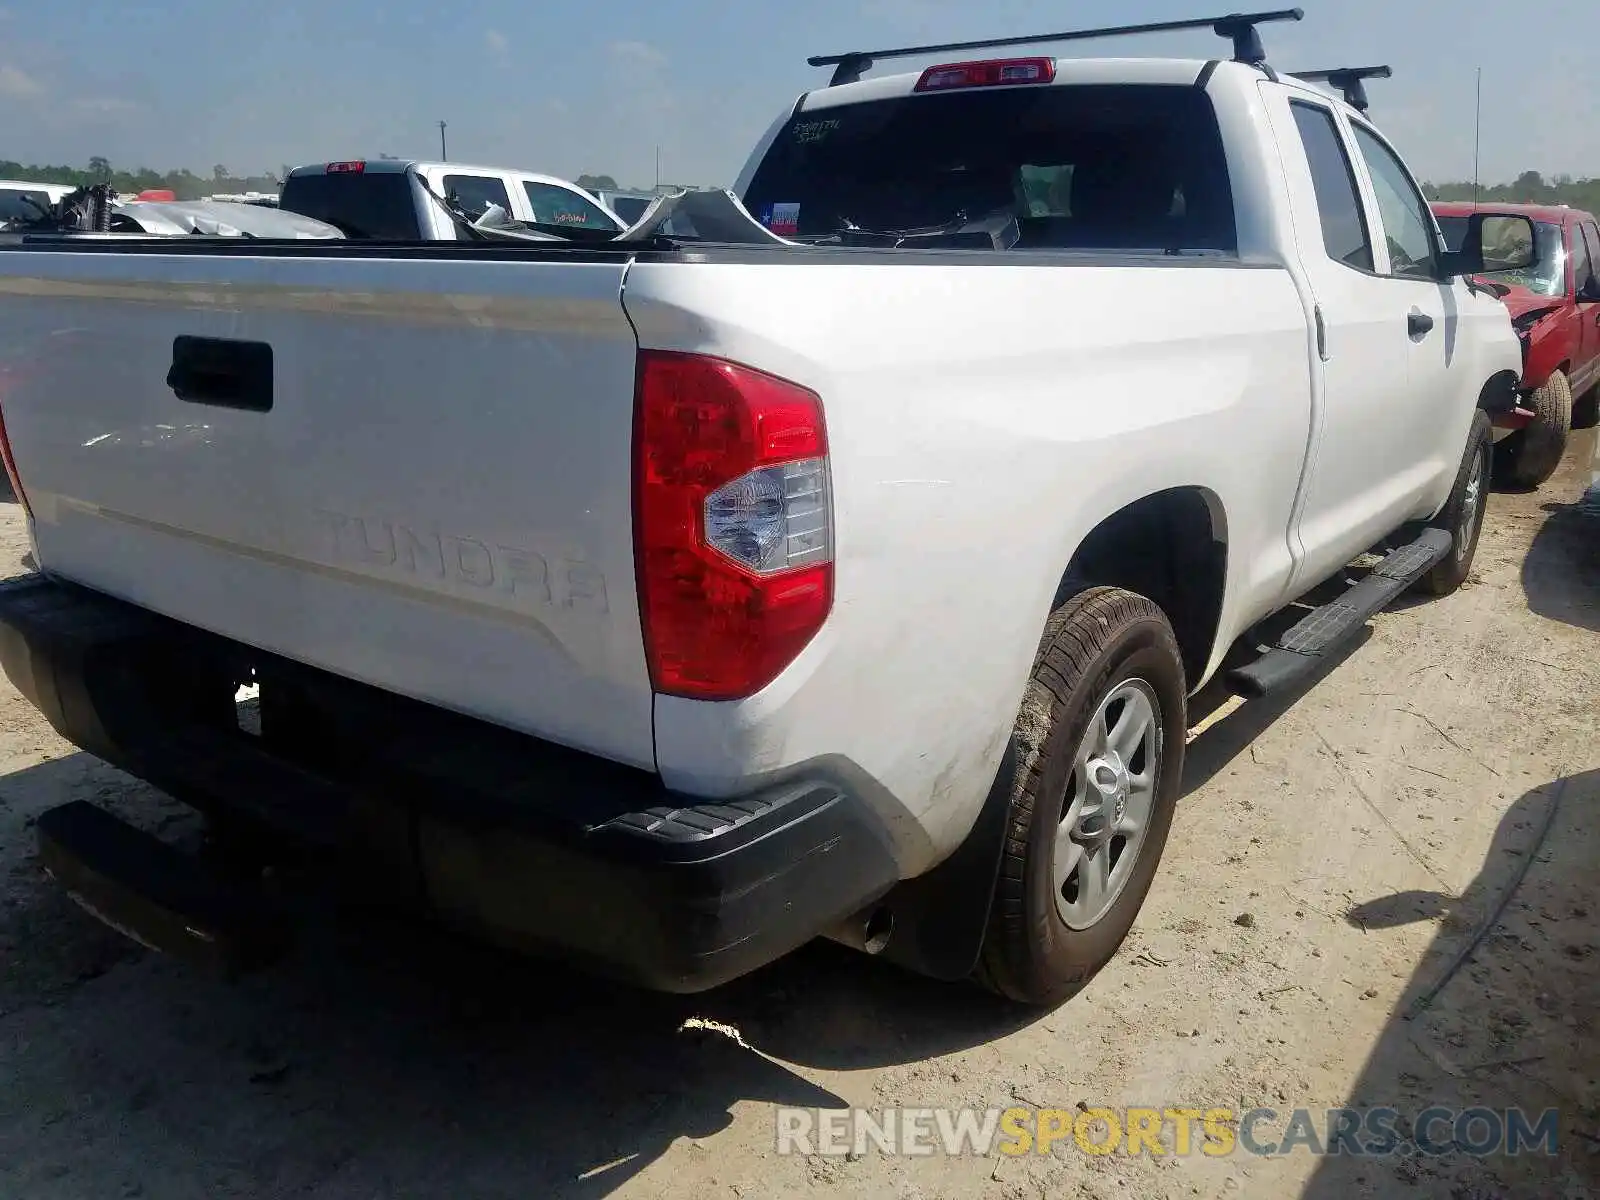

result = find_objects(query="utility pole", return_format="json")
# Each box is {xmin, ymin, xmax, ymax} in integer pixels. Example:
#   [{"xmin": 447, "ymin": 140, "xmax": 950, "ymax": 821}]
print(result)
[
  {"xmin": 655, "ymin": 145, "xmax": 661, "ymax": 191},
  {"xmin": 438, "ymin": 120, "xmax": 448, "ymax": 162},
  {"xmin": 1471, "ymin": 68, "xmax": 1481, "ymax": 209}
]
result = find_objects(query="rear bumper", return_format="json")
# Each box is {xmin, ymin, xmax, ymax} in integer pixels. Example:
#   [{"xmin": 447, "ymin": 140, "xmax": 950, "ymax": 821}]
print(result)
[{"xmin": 0, "ymin": 575, "xmax": 899, "ymax": 992}]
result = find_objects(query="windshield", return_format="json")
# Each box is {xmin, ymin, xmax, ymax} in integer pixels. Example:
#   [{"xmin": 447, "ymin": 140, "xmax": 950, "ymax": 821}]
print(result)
[
  {"xmin": 741, "ymin": 83, "xmax": 1236, "ymax": 253},
  {"xmin": 1436, "ymin": 214, "xmax": 1567, "ymax": 295}
]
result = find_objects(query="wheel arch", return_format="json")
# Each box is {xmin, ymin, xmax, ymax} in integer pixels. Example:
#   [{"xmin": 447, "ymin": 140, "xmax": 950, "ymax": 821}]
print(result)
[
  {"xmin": 866, "ymin": 486, "xmax": 1229, "ymax": 987},
  {"xmin": 1051, "ymin": 486, "xmax": 1230, "ymax": 689}
]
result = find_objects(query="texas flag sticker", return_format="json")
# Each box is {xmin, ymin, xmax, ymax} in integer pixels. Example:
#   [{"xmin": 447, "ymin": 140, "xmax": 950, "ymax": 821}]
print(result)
[{"xmin": 767, "ymin": 202, "xmax": 801, "ymax": 236}]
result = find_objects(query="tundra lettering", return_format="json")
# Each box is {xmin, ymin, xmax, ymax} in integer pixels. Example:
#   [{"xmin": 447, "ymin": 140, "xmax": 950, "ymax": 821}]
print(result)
[{"xmin": 312, "ymin": 509, "xmax": 608, "ymax": 613}]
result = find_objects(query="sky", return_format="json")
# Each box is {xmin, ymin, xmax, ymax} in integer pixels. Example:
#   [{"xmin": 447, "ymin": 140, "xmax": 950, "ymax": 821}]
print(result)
[{"xmin": 2, "ymin": 0, "xmax": 1596, "ymax": 188}]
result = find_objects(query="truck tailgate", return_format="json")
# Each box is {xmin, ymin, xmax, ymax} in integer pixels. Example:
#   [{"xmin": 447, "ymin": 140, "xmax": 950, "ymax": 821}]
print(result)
[{"xmin": 0, "ymin": 251, "xmax": 655, "ymax": 768}]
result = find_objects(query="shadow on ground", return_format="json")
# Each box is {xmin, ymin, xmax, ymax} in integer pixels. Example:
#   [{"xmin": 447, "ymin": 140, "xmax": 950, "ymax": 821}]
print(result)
[
  {"xmin": 1521, "ymin": 446, "xmax": 1600, "ymax": 633},
  {"xmin": 1301, "ymin": 769, "xmax": 1599, "ymax": 1199},
  {"xmin": 0, "ymin": 753, "xmax": 1042, "ymax": 1200}
]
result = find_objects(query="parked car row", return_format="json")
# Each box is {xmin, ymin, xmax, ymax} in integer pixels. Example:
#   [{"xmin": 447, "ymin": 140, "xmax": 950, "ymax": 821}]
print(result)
[
  {"xmin": 0, "ymin": 8, "xmax": 1579, "ymax": 1008},
  {"xmin": 276, "ymin": 159, "xmax": 629, "ymax": 240}
]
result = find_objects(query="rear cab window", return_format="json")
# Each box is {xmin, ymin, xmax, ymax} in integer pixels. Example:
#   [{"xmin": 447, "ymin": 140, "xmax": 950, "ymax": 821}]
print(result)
[
  {"xmin": 741, "ymin": 82, "xmax": 1237, "ymax": 253},
  {"xmin": 0, "ymin": 188, "xmax": 56, "ymax": 223},
  {"xmin": 278, "ymin": 170, "xmax": 421, "ymax": 239}
]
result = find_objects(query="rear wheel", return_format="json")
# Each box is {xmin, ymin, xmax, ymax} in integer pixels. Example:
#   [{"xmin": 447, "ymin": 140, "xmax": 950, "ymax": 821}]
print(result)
[
  {"xmin": 976, "ymin": 587, "xmax": 1186, "ymax": 1008},
  {"xmin": 1497, "ymin": 371, "xmax": 1571, "ymax": 489}
]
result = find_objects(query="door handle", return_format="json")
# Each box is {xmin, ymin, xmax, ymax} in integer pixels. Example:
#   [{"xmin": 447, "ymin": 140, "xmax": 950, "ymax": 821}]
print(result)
[
  {"xmin": 1407, "ymin": 310, "xmax": 1435, "ymax": 338},
  {"xmin": 166, "ymin": 336, "xmax": 273, "ymax": 412}
]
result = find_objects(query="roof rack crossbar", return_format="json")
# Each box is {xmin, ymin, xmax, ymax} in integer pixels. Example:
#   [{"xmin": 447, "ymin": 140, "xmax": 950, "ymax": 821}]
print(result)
[
  {"xmin": 1290, "ymin": 64, "xmax": 1392, "ymax": 113},
  {"xmin": 809, "ymin": 8, "xmax": 1305, "ymax": 86}
]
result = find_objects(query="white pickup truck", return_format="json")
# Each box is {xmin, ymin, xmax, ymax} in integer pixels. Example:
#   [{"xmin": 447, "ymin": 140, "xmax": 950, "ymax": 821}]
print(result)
[{"xmin": 0, "ymin": 13, "xmax": 1534, "ymax": 1006}]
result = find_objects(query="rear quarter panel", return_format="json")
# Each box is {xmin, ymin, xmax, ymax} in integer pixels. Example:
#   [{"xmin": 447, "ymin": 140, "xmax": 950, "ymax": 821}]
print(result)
[{"xmin": 623, "ymin": 256, "xmax": 1313, "ymax": 872}]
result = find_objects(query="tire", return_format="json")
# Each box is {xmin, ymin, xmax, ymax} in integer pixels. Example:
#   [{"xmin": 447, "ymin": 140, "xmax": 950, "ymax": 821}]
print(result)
[
  {"xmin": 1497, "ymin": 370, "xmax": 1571, "ymax": 489},
  {"xmin": 975, "ymin": 587, "xmax": 1187, "ymax": 1008},
  {"xmin": 1419, "ymin": 410, "xmax": 1492, "ymax": 597}
]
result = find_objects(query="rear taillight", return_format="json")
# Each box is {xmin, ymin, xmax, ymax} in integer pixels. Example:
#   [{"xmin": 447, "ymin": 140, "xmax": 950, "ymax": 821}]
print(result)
[
  {"xmin": 326, "ymin": 160, "xmax": 366, "ymax": 174},
  {"xmin": 0, "ymin": 400, "xmax": 29, "ymax": 519},
  {"xmin": 914, "ymin": 57, "xmax": 1056, "ymax": 92},
  {"xmin": 634, "ymin": 350, "xmax": 833, "ymax": 701}
]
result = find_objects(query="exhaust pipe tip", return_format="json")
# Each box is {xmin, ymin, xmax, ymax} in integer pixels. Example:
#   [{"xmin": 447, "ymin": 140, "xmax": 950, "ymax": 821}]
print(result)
[{"xmin": 825, "ymin": 904, "xmax": 894, "ymax": 956}]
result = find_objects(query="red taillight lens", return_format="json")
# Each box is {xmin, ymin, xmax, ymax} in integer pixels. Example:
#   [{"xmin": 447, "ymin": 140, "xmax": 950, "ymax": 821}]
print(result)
[
  {"xmin": 634, "ymin": 350, "xmax": 833, "ymax": 701},
  {"xmin": 326, "ymin": 160, "xmax": 366, "ymax": 174},
  {"xmin": 0, "ymin": 399, "xmax": 29, "ymax": 519},
  {"xmin": 914, "ymin": 57, "xmax": 1056, "ymax": 92}
]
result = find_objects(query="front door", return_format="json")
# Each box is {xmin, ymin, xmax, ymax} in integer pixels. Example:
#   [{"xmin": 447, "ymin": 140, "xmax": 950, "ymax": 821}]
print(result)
[{"xmin": 1343, "ymin": 119, "xmax": 1467, "ymax": 527}]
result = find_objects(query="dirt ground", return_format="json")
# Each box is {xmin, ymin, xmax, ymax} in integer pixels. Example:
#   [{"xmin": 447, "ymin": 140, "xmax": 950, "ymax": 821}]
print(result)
[{"xmin": 0, "ymin": 434, "xmax": 1595, "ymax": 1200}]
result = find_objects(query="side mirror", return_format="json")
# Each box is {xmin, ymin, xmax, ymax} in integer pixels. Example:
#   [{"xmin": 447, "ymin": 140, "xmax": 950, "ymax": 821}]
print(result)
[{"xmin": 1444, "ymin": 212, "xmax": 1538, "ymax": 279}]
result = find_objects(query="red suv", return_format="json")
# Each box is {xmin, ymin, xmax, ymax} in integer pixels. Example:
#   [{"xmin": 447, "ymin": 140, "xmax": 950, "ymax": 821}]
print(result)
[{"xmin": 1433, "ymin": 202, "xmax": 1600, "ymax": 487}]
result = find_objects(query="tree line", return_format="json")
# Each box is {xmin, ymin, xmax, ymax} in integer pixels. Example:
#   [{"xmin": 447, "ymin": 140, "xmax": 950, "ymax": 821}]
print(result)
[
  {"xmin": 1423, "ymin": 171, "xmax": 1600, "ymax": 214},
  {"xmin": 0, "ymin": 158, "xmax": 284, "ymax": 198}
]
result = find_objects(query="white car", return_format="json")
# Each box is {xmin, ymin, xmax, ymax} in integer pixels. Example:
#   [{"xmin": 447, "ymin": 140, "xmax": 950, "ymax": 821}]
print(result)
[{"xmin": 0, "ymin": 15, "xmax": 1529, "ymax": 1006}]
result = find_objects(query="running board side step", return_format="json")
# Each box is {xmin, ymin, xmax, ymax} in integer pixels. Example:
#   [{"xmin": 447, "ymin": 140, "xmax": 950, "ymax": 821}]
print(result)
[{"xmin": 1225, "ymin": 526, "xmax": 1453, "ymax": 699}]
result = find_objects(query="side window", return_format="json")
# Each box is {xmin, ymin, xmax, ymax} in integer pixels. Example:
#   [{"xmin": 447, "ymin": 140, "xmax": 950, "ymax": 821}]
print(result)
[
  {"xmin": 442, "ymin": 174, "xmax": 512, "ymax": 219},
  {"xmin": 1571, "ymin": 223, "xmax": 1597, "ymax": 294},
  {"xmin": 522, "ymin": 182, "xmax": 616, "ymax": 229},
  {"xmin": 1289, "ymin": 102, "xmax": 1374, "ymax": 271},
  {"xmin": 1348, "ymin": 125, "xmax": 1440, "ymax": 281}
]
